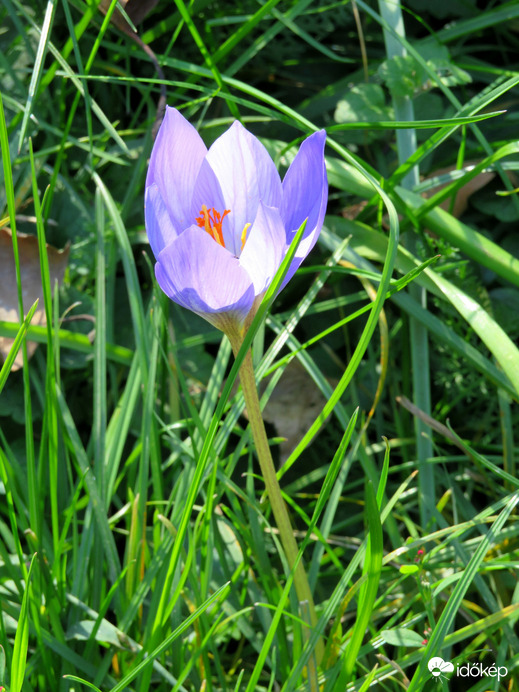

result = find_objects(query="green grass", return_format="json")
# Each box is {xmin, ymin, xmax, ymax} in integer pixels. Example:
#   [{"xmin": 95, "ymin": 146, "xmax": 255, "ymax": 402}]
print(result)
[{"xmin": 1, "ymin": 0, "xmax": 519, "ymax": 690}]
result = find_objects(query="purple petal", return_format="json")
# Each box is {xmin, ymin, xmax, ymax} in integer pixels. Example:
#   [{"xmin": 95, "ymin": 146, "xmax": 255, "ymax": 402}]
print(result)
[
  {"xmin": 146, "ymin": 107, "xmax": 207, "ymax": 232},
  {"xmin": 193, "ymin": 122, "xmax": 283, "ymax": 255},
  {"xmin": 155, "ymin": 226, "xmax": 255, "ymax": 330},
  {"xmin": 145, "ymin": 184, "xmax": 181, "ymax": 258},
  {"xmin": 280, "ymin": 130, "xmax": 327, "ymax": 289},
  {"xmin": 282, "ymin": 130, "xmax": 327, "ymax": 241},
  {"xmin": 239, "ymin": 203, "xmax": 286, "ymax": 295}
]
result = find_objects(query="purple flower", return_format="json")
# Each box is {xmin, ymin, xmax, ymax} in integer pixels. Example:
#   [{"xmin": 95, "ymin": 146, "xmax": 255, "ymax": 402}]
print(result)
[{"xmin": 145, "ymin": 106, "xmax": 327, "ymax": 335}]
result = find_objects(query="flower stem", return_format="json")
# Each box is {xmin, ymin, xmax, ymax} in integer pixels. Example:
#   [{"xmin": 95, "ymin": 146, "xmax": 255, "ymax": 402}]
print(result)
[{"xmin": 229, "ymin": 336, "xmax": 324, "ymax": 672}]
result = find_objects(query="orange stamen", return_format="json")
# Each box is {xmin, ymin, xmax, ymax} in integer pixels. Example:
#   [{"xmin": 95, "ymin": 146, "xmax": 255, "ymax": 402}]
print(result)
[{"xmin": 196, "ymin": 204, "xmax": 230, "ymax": 247}]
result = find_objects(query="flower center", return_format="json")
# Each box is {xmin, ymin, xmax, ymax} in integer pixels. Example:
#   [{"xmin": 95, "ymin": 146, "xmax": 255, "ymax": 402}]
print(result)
[
  {"xmin": 196, "ymin": 205, "xmax": 251, "ymax": 255},
  {"xmin": 196, "ymin": 205, "xmax": 230, "ymax": 247}
]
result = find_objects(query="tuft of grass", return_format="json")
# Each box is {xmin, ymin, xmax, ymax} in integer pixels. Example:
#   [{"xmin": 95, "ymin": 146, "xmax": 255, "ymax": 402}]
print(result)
[{"xmin": 0, "ymin": 0, "xmax": 518, "ymax": 690}]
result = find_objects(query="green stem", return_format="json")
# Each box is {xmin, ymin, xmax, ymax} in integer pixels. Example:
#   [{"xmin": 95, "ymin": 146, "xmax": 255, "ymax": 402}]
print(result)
[{"xmin": 229, "ymin": 334, "xmax": 324, "ymax": 673}]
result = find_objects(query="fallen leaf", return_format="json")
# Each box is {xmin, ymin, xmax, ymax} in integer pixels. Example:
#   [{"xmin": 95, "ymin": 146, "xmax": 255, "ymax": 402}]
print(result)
[
  {"xmin": 341, "ymin": 200, "xmax": 368, "ymax": 220},
  {"xmin": 261, "ymin": 360, "xmax": 331, "ymax": 466},
  {"xmin": 422, "ymin": 161, "xmax": 495, "ymax": 218},
  {"xmin": 0, "ymin": 228, "xmax": 69, "ymax": 370}
]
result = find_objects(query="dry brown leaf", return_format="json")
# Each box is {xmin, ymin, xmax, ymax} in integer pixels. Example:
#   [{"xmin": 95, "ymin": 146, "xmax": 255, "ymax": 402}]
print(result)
[
  {"xmin": 0, "ymin": 228, "xmax": 69, "ymax": 370},
  {"xmin": 341, "ymin": 200, "xmax": 368, "ymax": 220},
  {"xmin": 422, "ymin": 162, "xmax": 496, "ymax": 218},
  {"xmin": 261, "ymin": 360, "xmax": 331, "ymax": 466}
]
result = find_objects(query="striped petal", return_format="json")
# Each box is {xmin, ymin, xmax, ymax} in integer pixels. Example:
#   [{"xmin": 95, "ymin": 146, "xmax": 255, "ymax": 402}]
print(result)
[
  {"xmin": 145, "ymin": 183, "xmax": 180, "ymax": 258},
  {"xmin": 155, "ymin": 227, "xmax": 255, "ymax": 330},
  {"xmin": 280, "ymin": 130, "xmax": 327, "ymax": 289},
  {"xmin": 239, "ymin": 203, "xmax": 286, "ymax": 295},
  {"xmin": 146, "ymin": 107, "xmax": 207, "ymax": 232}
]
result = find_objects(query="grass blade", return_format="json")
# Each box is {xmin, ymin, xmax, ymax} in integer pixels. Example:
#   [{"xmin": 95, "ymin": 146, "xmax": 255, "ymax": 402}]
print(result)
[
  {"xmin": 17, "ymin": 0, "xmax": 57, "ymax": 151},
  {"xmin": 0, "ymin": 300, "xmax": 38, "ymax": 393},
  {"xmin": 10, "ymin": 554, "xmax": 37, "ymax": 692}
]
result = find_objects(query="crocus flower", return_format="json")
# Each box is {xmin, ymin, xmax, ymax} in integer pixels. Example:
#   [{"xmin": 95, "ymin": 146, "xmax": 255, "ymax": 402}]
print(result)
[{"xmin": 145, "ymin": 106, "xmax": 327, "ymax": 335}]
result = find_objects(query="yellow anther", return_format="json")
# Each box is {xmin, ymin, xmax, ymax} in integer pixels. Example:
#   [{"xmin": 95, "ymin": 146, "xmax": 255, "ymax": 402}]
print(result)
[{"xmin": 241, "ymin": 223, "xmax": 251, "ymax": 252}]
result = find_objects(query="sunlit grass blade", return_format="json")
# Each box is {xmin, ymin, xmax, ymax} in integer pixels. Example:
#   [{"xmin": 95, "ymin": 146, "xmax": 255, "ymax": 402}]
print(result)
[
  {"xmin": 326, "ymin": 110, "xmax": 504, "ymax": 131},
  {"xmin": 0, "ymin": 321, "xmax": 133, "ymax": 364},
  {"xmin": 267, "ymin": 254, "xmax": 440, "ymax": 392},
  {"xmin": 432, "ymin": 2, "xmax": 519, "ymax": 41},
  {"xmin": 17, "ymin": 0, "xmax": 57, "ymax": 152},
  {"xmin": 62, "ymin": 676, "xmax": 102, "ymax": 692},
  {"xmin": 93, "ymin": 189, "xmax": 107, "ymax": 499},
  {"xmin": 0, "ymin": 445, "xmax": 28, "ymax": 587},
  {"xmin": 0, "ymin": 300, "xmax": 38, "ymax": 393},
  {"xmin": 10, "ymin": 553, "xmax": 37, "ymax": 692},
  {"xmin": 353, "ymin": 603, "xmax": 519, "ymax": 689}
]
